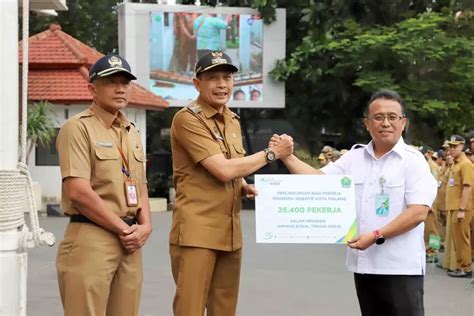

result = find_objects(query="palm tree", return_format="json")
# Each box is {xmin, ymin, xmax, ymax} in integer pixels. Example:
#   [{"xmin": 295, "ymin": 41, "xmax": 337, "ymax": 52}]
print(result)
[{"xmin": 25, "ymin": 101, "xmax": 56, "ymax": 164}]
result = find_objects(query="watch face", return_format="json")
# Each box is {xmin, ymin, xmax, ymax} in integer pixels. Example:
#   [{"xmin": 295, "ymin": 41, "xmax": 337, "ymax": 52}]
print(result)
[
  {"xmin": 267, "ymin": 151, "xmax": 276, "ymax": 161},
  {"xmin": 375, "ymin": 237, "xmax": 385, "ymax": 245}
]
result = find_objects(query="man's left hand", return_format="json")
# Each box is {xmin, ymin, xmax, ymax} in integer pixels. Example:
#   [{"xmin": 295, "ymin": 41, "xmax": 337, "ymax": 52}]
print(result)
[
  {"xmin": 242, "ymin": 183, "xmax": 258, "ymax": 199},
  {"xmin": 457, "ymin": 210, "xmax": 465, "ymax": 222},
  {"xmin": 347, "ymin": 232, "xmax": 375, "ymax": 250},
  {"xmin": 120, "ymin": 224, "xmax": 152, "ymax": 254}
]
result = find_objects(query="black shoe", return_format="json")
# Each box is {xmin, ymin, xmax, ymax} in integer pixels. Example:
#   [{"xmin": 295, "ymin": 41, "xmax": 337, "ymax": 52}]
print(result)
[
  {"xmin": 435, "ymin": 262, "xmax": 444, "ymax": 269},
  {"xmin": 426, "ymin": 256, "xmax": 439, "ymax": 263},
  {"xmin": 447, "ymin": 269, "xmax": 472, "ymax": 278}
]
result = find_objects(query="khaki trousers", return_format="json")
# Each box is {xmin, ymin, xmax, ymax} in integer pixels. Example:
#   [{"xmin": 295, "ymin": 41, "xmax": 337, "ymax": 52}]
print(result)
[
  {"xmin": 443, "ymin": 212, "xmax": 458, "ymax": 271},
  {"xmin": 57, "ymin": 223, "xmax": 143, "ymax": 316},
  {"xmin": 437, "ymin": 209, "xmax": 447, "ymax": 242},
  {"xmin": 451, "ymin": 210, "xmax": 473, "ymax": 272},
  {"xmin": 424, "ymin": 209, "xmax": 439, "ymax": 247},
  {"xmin": 170, "ymin": 245, "xmax": 242, "ymax": 316}
]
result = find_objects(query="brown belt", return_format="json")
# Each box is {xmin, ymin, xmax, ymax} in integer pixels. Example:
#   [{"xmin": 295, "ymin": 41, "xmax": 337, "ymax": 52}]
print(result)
[{"xmin": 70, "ymin": 214, "xmax": 137, "ymax": 226}]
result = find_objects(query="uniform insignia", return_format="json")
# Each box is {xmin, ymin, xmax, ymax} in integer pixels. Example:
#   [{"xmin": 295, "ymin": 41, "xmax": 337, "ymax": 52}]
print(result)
[
  {"xmin": 96, "ymin": 141, "xmax": 113, "ymax": 148},
  {"xmin": 211, "ymin": 51, "xmax": 227, "ymax": 65},
  {"xmin": 108, "ymin": 56, "xmax": 123, "ymax": 68},
  {"xmin": 450, "ymin": 136, "xmax": 456, "ymax": 141}
]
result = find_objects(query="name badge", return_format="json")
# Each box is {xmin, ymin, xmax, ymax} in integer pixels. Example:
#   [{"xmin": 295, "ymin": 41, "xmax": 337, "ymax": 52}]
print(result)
[
  {"xmin": 375, "ymin": 193, "xmax": 389, "ymax": 217},
  {"xmin": 124, "ymin": 180, "xmax": 139, "ymax": 207},
  {"xmin": 448, "ymin": 177, "xmax": 455, "ymax": 187}
]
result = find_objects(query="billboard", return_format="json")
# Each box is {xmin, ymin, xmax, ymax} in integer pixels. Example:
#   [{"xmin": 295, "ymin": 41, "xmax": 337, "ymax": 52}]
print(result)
[{"xmin": 118, "ymin": 3, "xmax": 286, "ymax": 108}]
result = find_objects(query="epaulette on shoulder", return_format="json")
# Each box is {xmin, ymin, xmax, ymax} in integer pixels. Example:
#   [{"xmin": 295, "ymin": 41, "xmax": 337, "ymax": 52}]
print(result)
[
  {"xmin": 350, "ymin": 144, "xmax": 366, "ymax": 150},
  {"xmin": 186, "ymin": 102, "xmax": 202, "ymax": 114},
  {"xmin": 231, "ymin": 111, "xmax": 240, "ymax": 120}
]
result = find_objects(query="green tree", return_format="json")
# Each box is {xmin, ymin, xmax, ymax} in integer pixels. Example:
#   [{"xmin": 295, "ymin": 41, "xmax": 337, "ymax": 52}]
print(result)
[
  {"xmin": 25, "ymin": 101, "xmax": 56, "ymax": 164},
  {"xmin": 29, "ymin": 0, "xmax": 120, "ymax": 53},
  {"xmin": 272, "ymin": 2, "xmax": 474, "ymax": 150}
]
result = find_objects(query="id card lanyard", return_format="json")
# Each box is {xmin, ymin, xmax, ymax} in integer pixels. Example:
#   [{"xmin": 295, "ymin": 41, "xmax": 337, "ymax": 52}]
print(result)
[
  {"xmin": 92, "ymin": 109, "xmax": 139, "ymax": 207},
  {"xmin": 375, "ymin": 175, "xmax": 389, "ymax": 217}
]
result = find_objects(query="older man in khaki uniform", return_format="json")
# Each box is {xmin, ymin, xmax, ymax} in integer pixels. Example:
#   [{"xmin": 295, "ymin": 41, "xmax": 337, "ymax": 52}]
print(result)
[
  {"xmin": 445, "ymin": 135, "xmax": 473, "ymax": 278},
  {"xmin": 169, "ymin": 51, "xmax": 292, "ymax": 316},
  {"xmin": 56, "ymin": 55, "xmax": 152, "ymax": 315}
]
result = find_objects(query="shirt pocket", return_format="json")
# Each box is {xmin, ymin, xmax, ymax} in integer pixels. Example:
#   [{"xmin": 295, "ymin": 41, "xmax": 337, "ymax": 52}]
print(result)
[
  {"xmin": 231, "ymin": 143, "xmax": 246, "ymax": 158},
  {"xmin": 94, "ymin": 146, "xmax": 122, "ymax": 179},
  {"xmin": 385, "ymin": 179, "xmax": 405, "ymax": 209}
]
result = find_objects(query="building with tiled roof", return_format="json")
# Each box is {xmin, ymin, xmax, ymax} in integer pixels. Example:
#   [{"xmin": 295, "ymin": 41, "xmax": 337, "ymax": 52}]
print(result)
[
  {"xmin": 20, "ymin": 23, "xmax": 168, "ymax": 109},
  {"xmin": 21, "ymin": 24, "xmax": 168, "ymax": 200}
]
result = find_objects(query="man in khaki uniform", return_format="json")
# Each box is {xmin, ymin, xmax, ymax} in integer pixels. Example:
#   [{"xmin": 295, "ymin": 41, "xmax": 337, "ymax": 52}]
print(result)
[
  {"xmin": 169, "ymin": 51, "xmax": 292, "ymax": 316},
  {"xmin": 420, "ymin": 146, "xmax": 440, "ymax": 261},
  {"xmin": 56, "ymin": 55, "xmax": 152, "ymax": 315},
  {"xmin": 445, "ymin": 135, "xmax": 473, "ymax": 278},
  {"xmin": 467, "ymin": 145, "xmax": 474, "ymax": 259}
]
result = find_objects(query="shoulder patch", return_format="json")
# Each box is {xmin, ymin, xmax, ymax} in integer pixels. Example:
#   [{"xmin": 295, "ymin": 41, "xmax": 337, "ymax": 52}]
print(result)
[{"xmin": 186, "ymin": 102, "xmax": 202, "ymax": 114}]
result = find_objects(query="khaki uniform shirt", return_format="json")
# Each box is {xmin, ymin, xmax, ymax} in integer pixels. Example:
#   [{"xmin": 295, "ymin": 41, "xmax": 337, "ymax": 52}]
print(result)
[
  {"xmin": 57, "ymin": 103, "xmax": 146, "ymax": 217},
  {"xmin": 445, "ymin": 153, "xmax": 474, "ymax": 211},
  {"xmin": 169, "ymin": 100, "xmax": 245, "ymax": 251},
  {"xmin": 433, "ymin": 165, "xmax": 449, "ymax": 211},
  {"xmin": 428, "ymin": 158, "xmax": 439, "ymax": 180}
]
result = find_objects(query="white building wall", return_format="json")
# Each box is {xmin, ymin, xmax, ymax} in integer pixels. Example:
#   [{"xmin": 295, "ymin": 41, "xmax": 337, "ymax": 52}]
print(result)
[{"xmin": 28, "ymin": 103, "xmax": 147, "ymax": 202}]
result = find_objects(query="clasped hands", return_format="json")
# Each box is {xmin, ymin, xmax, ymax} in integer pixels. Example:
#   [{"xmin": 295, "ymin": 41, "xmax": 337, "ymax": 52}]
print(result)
[
  {"xmin": 119, "ymin": 224, "xmax": 152, "ymax": 254},
  {"xmin": 268, "ymin": 133, "xmax": 294, "ymax": 160}
]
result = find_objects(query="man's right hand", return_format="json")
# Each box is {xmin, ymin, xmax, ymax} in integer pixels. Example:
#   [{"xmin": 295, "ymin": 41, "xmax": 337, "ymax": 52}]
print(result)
[{"xmin": 269, "ymin": 134, "xmax": 294, "ymax": 160}]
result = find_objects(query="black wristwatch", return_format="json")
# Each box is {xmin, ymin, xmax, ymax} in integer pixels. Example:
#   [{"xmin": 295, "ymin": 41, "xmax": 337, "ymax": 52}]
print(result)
[
  {"xmin": 264, "ymin": 148, "xmax": 276, "ymax": 163},
  {"xmin": 373, "ymin": 230, "xmax": 385, "ymax": 245}
]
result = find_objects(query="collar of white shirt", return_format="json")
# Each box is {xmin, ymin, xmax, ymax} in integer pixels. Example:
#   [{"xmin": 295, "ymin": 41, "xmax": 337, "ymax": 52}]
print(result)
[{"xmin": 365, "ymin": 137, "xmax": 405, "ymax": 160}]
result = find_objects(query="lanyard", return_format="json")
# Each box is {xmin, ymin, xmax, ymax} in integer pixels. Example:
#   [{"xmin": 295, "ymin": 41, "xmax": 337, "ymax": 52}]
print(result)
[{"xmin": 92, "ymin": 108, "xmax": 132, "ymax": 178}]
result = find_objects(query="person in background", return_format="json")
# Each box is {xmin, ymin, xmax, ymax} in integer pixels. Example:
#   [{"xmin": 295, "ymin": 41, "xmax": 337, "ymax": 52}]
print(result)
[
  {"xmin": 250, "ymin": 88, "xmax": 262, "ymax": 101},
  {"xmin": 445, "ymin": 135, "xmax": 473, "ymax": 278},
  {"xmin": 194, "ymin": 14, "xmax": 228, "ymax": 59},
  {"xmin": 233, "ymin": 89, "xmax": 246, "ymax": 101}
]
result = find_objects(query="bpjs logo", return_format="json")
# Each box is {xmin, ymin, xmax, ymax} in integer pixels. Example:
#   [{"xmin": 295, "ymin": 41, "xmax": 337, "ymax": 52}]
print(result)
[{"xmin": 260, "ymin": 177, "xmax": 282, "ymax": 185}]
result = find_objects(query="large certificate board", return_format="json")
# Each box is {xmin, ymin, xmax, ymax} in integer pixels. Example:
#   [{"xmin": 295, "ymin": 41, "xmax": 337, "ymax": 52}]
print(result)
[{"xmin": 255, "ymin": 174, "xmax": 357, "ymax": 243}]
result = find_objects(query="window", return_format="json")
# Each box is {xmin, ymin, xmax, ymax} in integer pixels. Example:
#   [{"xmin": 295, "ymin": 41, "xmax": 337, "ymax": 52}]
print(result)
[{"xmin": 35, "ymin": 128, "xmax": 59, "ymax": 166}]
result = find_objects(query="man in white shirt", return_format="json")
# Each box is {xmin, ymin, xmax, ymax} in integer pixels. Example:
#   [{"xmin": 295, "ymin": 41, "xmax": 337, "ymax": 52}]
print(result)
[{"xmin": 272, "ymin": 90, "xmax": 437, "ymax": 316}]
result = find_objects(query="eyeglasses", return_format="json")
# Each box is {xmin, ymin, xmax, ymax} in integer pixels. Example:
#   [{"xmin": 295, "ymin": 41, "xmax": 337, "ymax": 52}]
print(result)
[{"xmin": 367, "ymin": 113, "xmax": 405, "ymax": 123}]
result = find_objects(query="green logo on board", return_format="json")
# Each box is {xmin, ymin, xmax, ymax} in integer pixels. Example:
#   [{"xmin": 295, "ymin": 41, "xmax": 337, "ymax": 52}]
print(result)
[{"xmin": 341, "ymin": 177, "xmax": 351, "ymax": 188}]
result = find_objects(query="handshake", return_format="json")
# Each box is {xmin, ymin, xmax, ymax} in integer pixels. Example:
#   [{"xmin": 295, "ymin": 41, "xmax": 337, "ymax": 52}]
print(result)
[{"xmin": 267, "ymin": 134, "xmax": 294, "ymax": 161}]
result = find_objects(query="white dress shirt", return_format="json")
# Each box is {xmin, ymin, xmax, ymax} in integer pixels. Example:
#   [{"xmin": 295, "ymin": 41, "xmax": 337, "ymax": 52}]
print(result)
[{"xmin": 322, "ymin": 137, "xmax": 437, "ymax": 275}]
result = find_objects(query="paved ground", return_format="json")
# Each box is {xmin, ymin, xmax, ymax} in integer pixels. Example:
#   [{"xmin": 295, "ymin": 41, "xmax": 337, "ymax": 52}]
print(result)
[{"xmin": 27, "ymin": 211, "xmax": 473, "ymax": 316}]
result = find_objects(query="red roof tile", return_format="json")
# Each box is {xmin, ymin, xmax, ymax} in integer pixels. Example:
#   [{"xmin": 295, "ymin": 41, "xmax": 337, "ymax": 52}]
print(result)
[{"xmin": 19, "ymin": 24, "xmax": 168, "ymax": 110}]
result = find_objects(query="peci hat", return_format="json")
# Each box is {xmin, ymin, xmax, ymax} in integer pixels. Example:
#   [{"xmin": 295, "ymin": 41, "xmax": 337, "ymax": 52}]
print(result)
[
  {"xmin": 419, "ymin": 145, "xmax": 433, "ymax": 154},
  {"xmin": 195, "ymin": 51, "xmax": 238, "ymax": 76},
  {"xmin": 447, "ymin": 135, "xmax": 465, "ymax": 146},
  {"xmin": 89, "ymin": 54, "xmax": 137, "ymax": 82}
]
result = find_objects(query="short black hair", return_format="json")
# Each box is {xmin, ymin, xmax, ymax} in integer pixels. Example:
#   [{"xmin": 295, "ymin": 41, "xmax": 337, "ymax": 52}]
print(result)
[{"xmin": 364, "ymin": 89, "xmax": 406, "ymax": 117}]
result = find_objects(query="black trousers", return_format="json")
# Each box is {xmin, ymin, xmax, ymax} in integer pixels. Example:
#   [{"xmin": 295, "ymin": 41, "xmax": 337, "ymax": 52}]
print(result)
[{"xmin": 354, "ymin": 273, "xmax": 424, "ymax": 316}]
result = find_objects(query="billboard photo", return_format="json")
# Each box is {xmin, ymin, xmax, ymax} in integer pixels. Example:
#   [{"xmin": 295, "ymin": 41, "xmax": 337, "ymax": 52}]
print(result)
[{"xmin": 119, "ymin": 4, "xmax": 285, "ymax": 108}]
